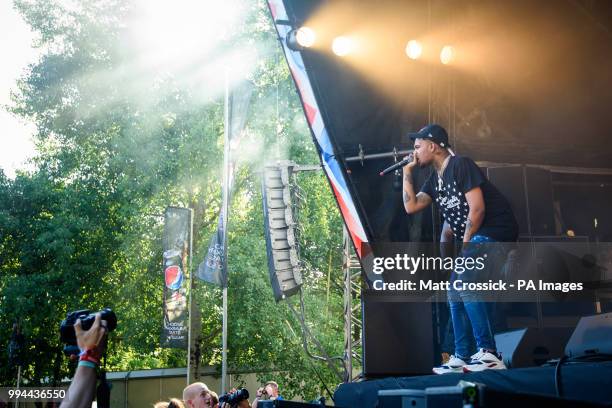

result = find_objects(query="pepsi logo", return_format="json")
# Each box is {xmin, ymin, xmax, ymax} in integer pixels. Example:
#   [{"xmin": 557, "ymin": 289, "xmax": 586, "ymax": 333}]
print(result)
[{"xmin": 165, "ymin": 265, "xmax": 184, "ymax": 290}]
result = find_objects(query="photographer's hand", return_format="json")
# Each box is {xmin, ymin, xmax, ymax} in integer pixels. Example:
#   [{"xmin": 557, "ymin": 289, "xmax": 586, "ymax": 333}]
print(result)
[
  {"xmin": 60, "ymin": 313, "xmax": 108, "ymax": 408},
  {"xmin": 75, "ymin": 312, "xmax": 108, "ymax": 353}
]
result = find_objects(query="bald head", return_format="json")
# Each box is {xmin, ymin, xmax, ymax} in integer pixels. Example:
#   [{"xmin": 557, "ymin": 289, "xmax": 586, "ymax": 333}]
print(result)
[{"xmin": 182, "ymin": 382, "xmax": 209, "ymax": 408}]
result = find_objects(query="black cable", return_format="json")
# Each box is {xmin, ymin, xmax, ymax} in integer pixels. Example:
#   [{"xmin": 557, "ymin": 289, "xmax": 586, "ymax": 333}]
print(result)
[
  {"xmin": 554, "ymin": 353, "xmax": 612, "ymax": 399},
  {"xmin": 308, "ymin": 359, "xmax": 336, "ymax": 404},
  {"xmin": 555, "ymin": 355, "xmax": 568, "ymax": 398},
  {"xmin": 545, "ymin": 353, "xmax": 612, "ymax": 366},
  {"xmin": 96, "ymin": 369, "xmax": 111, "ymax": 408},
  {"xmin": 296, "ymin": 290, "xmax": 344, "ymax": 363}
]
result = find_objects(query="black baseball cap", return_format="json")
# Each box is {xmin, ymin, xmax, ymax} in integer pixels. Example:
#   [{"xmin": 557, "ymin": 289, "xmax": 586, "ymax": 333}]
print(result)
[{"xmin": 408, "ymin": 124, "xmax": 451, "ymax": 148}]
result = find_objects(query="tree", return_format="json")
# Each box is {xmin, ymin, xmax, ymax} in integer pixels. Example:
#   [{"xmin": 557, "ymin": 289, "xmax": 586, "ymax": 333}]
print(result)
[{"xmin": 1, "ymin": 0, "xmax": 347, "ymax": 400}]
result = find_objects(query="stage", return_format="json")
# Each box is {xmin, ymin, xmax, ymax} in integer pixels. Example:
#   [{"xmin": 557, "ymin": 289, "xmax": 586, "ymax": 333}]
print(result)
[
  {"xmin": 266, "ymin": 2, "xmax": 612, "ymax": 406},
  {"xmin": 334, "ymin": 361, "xmax": 612, "ymax": 407}
]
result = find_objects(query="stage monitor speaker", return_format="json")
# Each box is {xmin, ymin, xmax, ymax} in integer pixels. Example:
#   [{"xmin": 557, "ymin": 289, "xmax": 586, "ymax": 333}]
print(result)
[
  {"xmin": 486, "ymin": 166, "xmax": 555, "ymax": 236},
  {"xmin": 494, "ymin": 327, "xmax": 573, "ymax": 368},
  {"xmin": 362, "ymin": 291, "xmax": 435, "ymax": 377},
  {"xmin": 377, "ymin": 389, "xmax": 426, "ymax": 408},
  {"xmin": 565, "ymin": 312, "xmax": 612, "ymax": 358}
]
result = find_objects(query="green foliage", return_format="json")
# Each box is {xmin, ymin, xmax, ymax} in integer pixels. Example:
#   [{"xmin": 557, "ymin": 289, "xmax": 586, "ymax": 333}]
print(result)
[{"xmin": 0, "ymin": 0, "xmax": 347, "ymax": 400}]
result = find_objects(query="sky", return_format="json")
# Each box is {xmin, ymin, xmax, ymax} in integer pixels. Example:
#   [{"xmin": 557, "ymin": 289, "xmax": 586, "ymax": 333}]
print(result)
[
  {"xmin": 0, "ymin": 0, "xmax": 253, "ymax": 179},
  {"xmin": 0, "ymin": 0, "xmax": 39, "ymax": 179}
]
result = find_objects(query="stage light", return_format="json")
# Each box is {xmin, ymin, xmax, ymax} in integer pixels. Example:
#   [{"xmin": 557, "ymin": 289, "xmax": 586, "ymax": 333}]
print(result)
[
  {"xmin": 286, "ymin": 26, "xmax": 316, "ymax": 51},
  {"xmin": 296, "ymin": 26, "xmax": 316, "ymax": 47},
  {"xmin": 405, "ymin": 40, "xmax": 422, "ymax": 60},
  {"xmin": 440, "ymin": 45, "xmax": 455, "ymax": 65},
  {"xmin": 332, "ymin": 36, "xmax": 355, "ymax": 56}
]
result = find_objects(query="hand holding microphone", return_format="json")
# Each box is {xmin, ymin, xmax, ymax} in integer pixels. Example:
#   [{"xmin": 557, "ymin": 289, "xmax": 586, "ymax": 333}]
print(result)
[
  {"xmin": 379, "ymin": 151, "xmax": 417, "ymax": 176},
  {"xmin": 403, "ymin": 151, "xmax": 418, "ymax": 172}
]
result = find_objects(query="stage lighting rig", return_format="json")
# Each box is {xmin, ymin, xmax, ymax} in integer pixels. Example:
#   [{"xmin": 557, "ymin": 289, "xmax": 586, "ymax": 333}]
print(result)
[{"xmin": 286, "ymin": 26, "xmax": 316, "ymax": 51}]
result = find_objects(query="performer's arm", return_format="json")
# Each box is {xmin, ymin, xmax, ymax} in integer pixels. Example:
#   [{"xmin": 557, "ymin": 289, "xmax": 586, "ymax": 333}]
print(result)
[
  {"xmin": 402, "ymin": 155, "xmax": 432, "ymax": 214},
  {"xmin": 61, "ymin": 314, "xmax": 107, "ymax": 408},
  {"xmin": 440, "ymin": 221, "xmax": 454, "ymax": 259},
  {"xmin": 441, "ymin": 220, "xmax": 454, "ymax": 242},
  {"xmin": 463, "ymin": 187, "xmax": 485, "ymax": 242}
]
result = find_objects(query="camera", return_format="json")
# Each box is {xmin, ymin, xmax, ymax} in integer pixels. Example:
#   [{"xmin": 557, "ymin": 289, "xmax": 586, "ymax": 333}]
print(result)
[
  {"xmin": 60, "ymin": 308, "xmax": 117, "ymax": 346},
  {"xmin": 219, "ymin": 388, "xmax": 249, "ymax": 407}
]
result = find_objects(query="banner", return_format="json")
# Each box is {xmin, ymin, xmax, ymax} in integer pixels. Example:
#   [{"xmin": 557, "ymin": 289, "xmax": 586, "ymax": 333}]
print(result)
[
  {"xmin": 196, "ymin": 79, "xmax": 252, "ymax": 287},
  {"xmin": 161, "ymin": 207, "xmax": 191, "ymax": 348},
  {"xmin": 197, "ymin": 212, "xmax": 226, "ymax": 286}
]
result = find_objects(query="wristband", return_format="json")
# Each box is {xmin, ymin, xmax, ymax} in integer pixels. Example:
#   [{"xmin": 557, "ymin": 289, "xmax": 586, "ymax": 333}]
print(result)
[
  {"xmin": 78, "ymin": 360, "xmax": 98, "ymax": 370},
  {"xmin": 79, "ymin": 348, "xmax": 101, "ymax": 365}
]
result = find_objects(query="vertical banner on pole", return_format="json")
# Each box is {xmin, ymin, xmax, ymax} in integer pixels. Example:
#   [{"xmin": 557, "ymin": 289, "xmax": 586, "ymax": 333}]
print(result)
[
  {"xmin": 196, "ymin": 212, "xmax": 226, "ymax": 287},
  {"xmin": 162, "ymin": 206, "xmax": 192, "ymax": 348}
]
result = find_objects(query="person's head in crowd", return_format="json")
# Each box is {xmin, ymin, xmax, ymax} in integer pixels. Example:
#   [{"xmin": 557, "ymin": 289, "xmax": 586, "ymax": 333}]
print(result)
[
  {"xmin": 209, "ymin": 390, "xmax": 219, "ymax": 408},
  {"xmin": 183, "ymin": 382, "xmax": 212, "ymax": 408},
  {"xmin": 264, "ymin": 381, "xmax": 280, "ymax": 399},
  {"xmin": 155, "ymin": 399, "xmax": 185, "ymax": 408}
]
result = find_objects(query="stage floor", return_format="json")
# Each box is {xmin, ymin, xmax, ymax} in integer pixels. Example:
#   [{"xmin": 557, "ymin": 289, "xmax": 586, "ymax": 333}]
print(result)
[{"xmin": 334, "ymin": 361, "xmax": 612, "ymax": 408}]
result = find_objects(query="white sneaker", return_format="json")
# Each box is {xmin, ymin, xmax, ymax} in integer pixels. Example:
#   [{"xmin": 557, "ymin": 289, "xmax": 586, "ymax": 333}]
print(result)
[
  {"xmin": 432, "ymin": 355, "xmax": 467, "ymax": 374},
  {"xmin": 462, "ymin": 349, "xmax": 506, "ymax": 373}
]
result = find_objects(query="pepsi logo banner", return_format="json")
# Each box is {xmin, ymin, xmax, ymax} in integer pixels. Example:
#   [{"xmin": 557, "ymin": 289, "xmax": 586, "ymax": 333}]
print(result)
[
  {"xmin": 164, "ymin": 265, "xmax": 184, "ymax": 291},
  {"xmin": 161, "ymin": 207, "xmax": 192, "ymax": 348}
]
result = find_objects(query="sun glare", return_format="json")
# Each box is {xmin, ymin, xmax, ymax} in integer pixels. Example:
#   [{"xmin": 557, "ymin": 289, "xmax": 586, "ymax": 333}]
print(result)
[{"xmin": 130, "ymin": 0, "xmax": 243, "ymax": 68}]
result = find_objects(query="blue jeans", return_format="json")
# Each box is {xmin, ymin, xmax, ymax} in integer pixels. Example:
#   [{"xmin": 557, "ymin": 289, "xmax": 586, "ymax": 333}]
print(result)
[{"xmin": 448, "ymin": 235, "xmax": 507, "ymax": 359}]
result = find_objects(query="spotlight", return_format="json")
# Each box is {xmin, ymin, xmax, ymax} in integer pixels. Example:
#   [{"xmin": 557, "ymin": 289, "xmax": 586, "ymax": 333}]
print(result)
[
  {"xmin": 295, "ymin": 26, "xmax": 315, "ymax": 48},
  {"xmin": 405, "ymin": 40, "xmax": 422, "ymax": 60},
  {"xmin": 286, "ymin": 26, "xmax": 316, "ymax": 51},
  {"xmin": 440, "ymin": 45, "xmax": 455, "ymax": 65},
  {"xmin": 332, "ymin": 36, "xmax": 355, "ymax": 57}
]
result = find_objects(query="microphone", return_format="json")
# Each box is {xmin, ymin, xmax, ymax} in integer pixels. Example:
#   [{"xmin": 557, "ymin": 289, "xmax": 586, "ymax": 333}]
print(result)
[{"xmin": 379, "ymin": 153, "xmax": 413, "ymax": 176}]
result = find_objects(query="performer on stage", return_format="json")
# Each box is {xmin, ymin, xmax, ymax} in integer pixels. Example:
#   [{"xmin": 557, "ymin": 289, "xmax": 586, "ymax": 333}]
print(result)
[{"xmin": 402, "ymin": 124, "xmax": 518, "ymax": 374}]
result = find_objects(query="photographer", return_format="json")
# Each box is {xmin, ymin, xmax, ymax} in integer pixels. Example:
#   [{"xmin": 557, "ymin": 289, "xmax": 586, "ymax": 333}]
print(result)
[
  {"xmin": 60, "ymin": 313, "xmax": 108, "ymax": 408},
  {"xmin": 252, "ymin": 381, "xmax": 283, "ymax": 408},
  {"xmin": 219, "ymin": 388, "xmax": 250, "ymax": 408}
]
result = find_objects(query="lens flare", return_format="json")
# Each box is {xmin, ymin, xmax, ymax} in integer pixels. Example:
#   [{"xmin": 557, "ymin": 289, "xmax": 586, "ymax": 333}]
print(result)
[
  {"xmin": 405, "ymin": 40, "xmax": 423, "ymax": 60},
  {"xmin": 440, "ymin": 45, "xmax": 455, "ymax": 65},
  {"xmin": 332, "ymin": 36, "xmax": 355, "ymax": 56}
]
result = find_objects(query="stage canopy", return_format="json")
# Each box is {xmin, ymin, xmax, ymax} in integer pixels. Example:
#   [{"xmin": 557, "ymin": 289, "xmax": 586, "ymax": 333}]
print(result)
[{"xmin": 271, "ymin": 0, "xmax": 612, "ymax": 243}]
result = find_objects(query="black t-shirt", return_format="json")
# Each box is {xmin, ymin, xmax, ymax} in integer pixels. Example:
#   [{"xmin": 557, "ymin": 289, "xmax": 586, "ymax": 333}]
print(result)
[{"xmin": 420, "ymin": 156, "xmax": 518, "ymax": 242}]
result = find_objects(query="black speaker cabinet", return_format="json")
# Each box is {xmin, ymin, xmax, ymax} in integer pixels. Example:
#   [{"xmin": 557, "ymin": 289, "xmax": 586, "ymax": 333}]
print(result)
[
  {"xmin": 494, "ymin": 327, "xmax": 573, "ymax": 368},
  {"xmin": 565, "ymin": 312, "xmax": 612, "ymax": 358},
  {"xmin": 487, "ymin": 166, "xmax": 555, "ymax": 236},
  {"xmin": 362, "ymin": 291, "xmax": 435, "ymax": 377}
]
